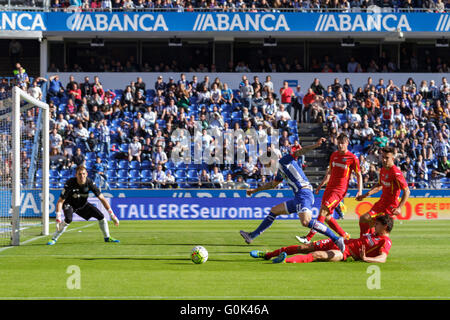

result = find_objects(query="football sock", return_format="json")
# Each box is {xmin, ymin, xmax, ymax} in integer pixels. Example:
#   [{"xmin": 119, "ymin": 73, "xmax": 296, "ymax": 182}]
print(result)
[
  {"xmin": 286, "ymin": 253, "xmax": 314, "ymax": 263},
  {"xmin": 52, "ymin": 222, "xmax": 69, "ymax": 241},
  {"xmin": 98, "ymin": 218, "xmax": 110, "ymax": 238},
  {"xmin": 359, "ymin": 222, "xmax": 371, "ymax": 237},
  {"xmin": 305, "ymin": 215, "xmax": 325, "ymax": 240},
  {"xmin": 327, "ymin": 217, "xmax": 346, "ymax": 237},
  {"xmin": 265, "ymin": 245, "xmax": 300, "ymax": 259},
  {"xmin": 308, "ymin": 219, "xmax": 339, "ymax": 242},
  {"xmin": 305, "ymin": 229, "xmax": 317, "ymax": 241},
  {"xmin": 249, "ymin": 212, "xmax": 277, "ymax": 239}
]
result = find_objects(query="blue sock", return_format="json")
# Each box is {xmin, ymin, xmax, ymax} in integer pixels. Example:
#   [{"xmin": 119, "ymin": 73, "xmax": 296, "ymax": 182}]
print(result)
[
  {"xmin": 308, "ymin": 219, "xmax": 339, "ymax": 242},
  {"xmin": 250, "ymin": 212, "xmax": 277, "ymax": 239}
]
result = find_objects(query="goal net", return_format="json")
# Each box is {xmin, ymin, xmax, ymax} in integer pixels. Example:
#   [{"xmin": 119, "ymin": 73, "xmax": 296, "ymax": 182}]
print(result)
[{"xmin": 0, "ymin": 86, "xmax": 49, "ymax": 246}]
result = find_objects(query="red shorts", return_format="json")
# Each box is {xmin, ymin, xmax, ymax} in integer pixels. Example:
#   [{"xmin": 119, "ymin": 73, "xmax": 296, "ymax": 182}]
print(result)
[
  {"xmin": 368, "ymin": 200, "xmax": 397, "ymax": 218},
  {"xmin": 313, "ymin": 238, "xmax": 351, "ymax": 260},
  {"xmin": 321, "ymin": 189, "xmax": 345, "ymax": 213}
]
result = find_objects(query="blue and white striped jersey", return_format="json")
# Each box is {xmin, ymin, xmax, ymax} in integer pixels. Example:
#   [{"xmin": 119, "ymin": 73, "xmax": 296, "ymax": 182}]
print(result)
[{"xmin": 274, "ymin": 154, "xmax": 313, "ymax": 194}]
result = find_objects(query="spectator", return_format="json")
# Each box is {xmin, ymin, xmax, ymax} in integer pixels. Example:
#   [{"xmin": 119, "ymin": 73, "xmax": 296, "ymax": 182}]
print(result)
[
  {"xmin": 74, "ymin": 122, "xmax": 90, "ymax": 152},
  {"xmin": 222, "ymin": 173, "xmax": 235, "ymax": 189},
  {"xmin": 47, "ymin": 75, "xmax": 65, "ymax": 102},
  {"xmin": 128, "ymin": 136, "xmax": 142, "ymax": 162},
  {"xmin": 71, "ymin": 147, "xmax": 85, "ymax": 167},
  {"xmin": 152, "ymin": 164, "xmax": 168, "ymax": 188}
]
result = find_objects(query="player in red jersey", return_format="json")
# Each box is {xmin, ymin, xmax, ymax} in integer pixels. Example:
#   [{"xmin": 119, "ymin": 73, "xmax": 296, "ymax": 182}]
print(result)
[
  {"xmin": 250, "ymin": 214, "xmax": 393, "ymax": 264},
  {"xmin": 296, "ymin": 134, "xmax": 363, "ymax": 244},
  {"xmin": 356, "ymin": 146, "xmax": 410, "ymax": 237}
]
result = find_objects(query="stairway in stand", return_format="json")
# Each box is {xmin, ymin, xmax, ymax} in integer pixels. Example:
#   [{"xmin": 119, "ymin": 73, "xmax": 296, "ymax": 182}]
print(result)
[{"xmin": 296, "ymin": 122, "xmax": 331, "ymax": 187}]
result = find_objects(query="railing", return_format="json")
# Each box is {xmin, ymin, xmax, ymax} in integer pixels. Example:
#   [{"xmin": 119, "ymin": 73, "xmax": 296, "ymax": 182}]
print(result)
[{"xmin": 0, "ymin": 4, "xmax": 446, "ymax": 13}]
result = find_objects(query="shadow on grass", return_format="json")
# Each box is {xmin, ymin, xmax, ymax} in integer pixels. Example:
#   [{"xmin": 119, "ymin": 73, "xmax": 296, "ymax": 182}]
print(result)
[{"xmin": 55, "ymin": 257, "xmax": 252, "ymax": 263}]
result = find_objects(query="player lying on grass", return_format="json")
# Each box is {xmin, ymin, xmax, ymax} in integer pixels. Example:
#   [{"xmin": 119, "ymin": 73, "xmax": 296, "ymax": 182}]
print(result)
[
  {"xmin": 47, "ymin": 165, "xmax": 120, "ymax": 245},
  {"xmin": 296, "ymin": 133, "xmax": 363, "ymax": 244},
  {"xmin": 240, "ymin": 137, "xmax": 346, "ymax": 253},
  {"xmin": 250, "ymin": 214, "xmax": 393, "ymax": 264},
  {"xmin": 356, "ymin": 146, "xmax": 410, "ymax": 237}
]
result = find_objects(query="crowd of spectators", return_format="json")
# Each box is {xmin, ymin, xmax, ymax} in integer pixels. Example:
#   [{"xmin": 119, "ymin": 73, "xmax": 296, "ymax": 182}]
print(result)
[
  {"xmin": 314, "ymin": 75, "xmax": 450, "ymax": 189},
  {"xmin": 44, "ymin": 0, "xmax": 450, "ymax": 12},
  {"xmin": 1, "ymin": 61, "xmax": 450, "ymax": 190}
]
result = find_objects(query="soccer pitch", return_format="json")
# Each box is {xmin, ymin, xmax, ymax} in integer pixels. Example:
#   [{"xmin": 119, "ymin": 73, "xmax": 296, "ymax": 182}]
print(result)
[{"xmin": 0, "ymin": 220, "xmax": 449, "ymax": 300}]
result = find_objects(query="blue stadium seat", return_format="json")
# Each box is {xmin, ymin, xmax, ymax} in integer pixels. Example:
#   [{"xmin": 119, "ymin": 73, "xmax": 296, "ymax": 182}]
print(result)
[
  {"xmin": 49, "ymin": 169, "xmax": 60, "ymax": 179},
  {"xmin": 97, "ymin": 152, "xmax": 107, "ymax": 160},
  {"xmin": 117, "ymin": 169, "xmax": 129, "ymax": 178},
  {"xmin": 175, "ymin": 170, "xmax": 186, "ymax": 182},
  {"xmin": 86, "ymin": 152, "xmax": 97, "ymax": 161},
  {"xmin": 117, "ymin": 178, "xmax": 129, "ymax": 189},
  {"xmin": 166, "ymin": 161, "xmax": 175, "ymax": 171},
  {"xmin": 141, "ymin": 160, "xmax": 152, "ymax": 170},
  {"xmin": 141, "ymin": 169, "xmax": 153, "ymax": 180},
  {"xmin": 107, "ymin": 160, "xmax": 118, "ymax": 170},
  {"xmin": 130, "ymin": 161, "xmax": 141, "ymax": 170},
  {"xmin": 288, "ymin": 120, "xmax": 297, "ymax": 128},
  {"xmin": 119, "ymin": 144, "xmax": 129, "ymax": 153},
  {"xmin": 106, "ymin": 170, "xmax": 117, "ymax": 182},
  {"xmin": 118, "ymin": 160, "xmax": 129, "ymax": 169},
  {"xmin": 129, "ymin": 177, "xmax": 140, "ymax": 188},
  {"xmin": 85, "ymin": 160, "xmax": 95, "ymax": 170},
  {"xmin": 187, "ymin": 170, "xmax": 198, "ymax": 178},
  {"xmin": 60, "ymin": 169, "xmax": 73, "ymax": 179},
  {"xmin": 129, "ymin": 169, "xmax": 141, "ymax": 178},
  {"xmin": 156, "ymin": 119, "xmax": 166, "ymax": 128}
]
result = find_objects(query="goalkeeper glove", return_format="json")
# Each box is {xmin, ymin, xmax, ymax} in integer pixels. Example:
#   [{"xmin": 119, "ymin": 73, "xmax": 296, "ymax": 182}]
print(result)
[
  {"xmin": 55, "ymin": 211, "xmax": 63, "ymax": 231},
  {"xmin": 108, "ymin": 209, "xmax": 120, "ymax": 227}
]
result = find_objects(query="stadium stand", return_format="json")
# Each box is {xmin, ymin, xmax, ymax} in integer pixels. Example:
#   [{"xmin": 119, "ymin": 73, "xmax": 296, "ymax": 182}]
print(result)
[{"xmin": 1, "ymin": 65, "xmax": 449, "ymax": 189}]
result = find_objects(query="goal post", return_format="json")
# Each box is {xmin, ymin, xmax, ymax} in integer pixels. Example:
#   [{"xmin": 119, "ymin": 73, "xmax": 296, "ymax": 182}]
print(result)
[{"xmin": 1, "ymin": 86, "xmax": 49, "ymax": 246}]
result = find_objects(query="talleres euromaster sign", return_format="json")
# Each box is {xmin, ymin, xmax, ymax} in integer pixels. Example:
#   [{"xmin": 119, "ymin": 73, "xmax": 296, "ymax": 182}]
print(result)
[{"xmin": 0, "ymin": 12, "xmax": 448, "ymax": 32}]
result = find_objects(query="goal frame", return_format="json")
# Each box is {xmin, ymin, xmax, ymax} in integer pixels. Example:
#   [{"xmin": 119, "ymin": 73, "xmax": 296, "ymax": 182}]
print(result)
[{"xmin": 11, "ymin": 86, "xmax": 50, "ymax": 245}]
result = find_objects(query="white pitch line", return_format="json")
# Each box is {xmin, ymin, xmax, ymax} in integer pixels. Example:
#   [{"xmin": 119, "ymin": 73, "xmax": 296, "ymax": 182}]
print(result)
[
  {"xmin": 0, "ymin": 295, "xmax": 449, "ymax": 300},
  {"xmin": 0, "ymin": 223, "xmax": 95, "ymax": 254}
]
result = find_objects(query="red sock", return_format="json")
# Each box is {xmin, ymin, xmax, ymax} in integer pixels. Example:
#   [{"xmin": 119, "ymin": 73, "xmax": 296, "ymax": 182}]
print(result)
[
  {"xmin": 266, "ymin": 245, "xmax": 300, "ymax": 259},
  {"xmin": 359, "ymin": 222, "xmax": 370, "ymax": 237},
  {"xmin": 286, "ymin": 253, "xmax": 314, "ymax": 263},
  {"xmin": 327, "ymin": 217, "xmax": 346, "ymax": 237},
  {"xmin": 305, "ymin": 229, "xmax": 316, "ymax": 241}
]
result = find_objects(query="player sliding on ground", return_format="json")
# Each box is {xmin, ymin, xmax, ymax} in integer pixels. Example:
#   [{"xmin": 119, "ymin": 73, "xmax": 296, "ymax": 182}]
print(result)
[
  {"xmin": 240, "ymin": 137, "xmax": 346, "ymax": 253},
  {"xmin": 250, "ymin": 214, "xmax": 393, "ymax": 264},
  {"xmin": 356, "ymin": 146, "xmax": 410, "ymax": 237},
  {"xmin": 47, "ymin": 165, "xmax": 120, "ymax": 245},
  {"xmin": 296, "ymin": 133, "xmax": 363, "ymax": 244}
]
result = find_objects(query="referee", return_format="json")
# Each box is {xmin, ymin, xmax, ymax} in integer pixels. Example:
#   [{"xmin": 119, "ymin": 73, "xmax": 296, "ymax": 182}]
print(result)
[{"xmin": 47, "ymin": 165, "xmax": 120, "ymax": 245}]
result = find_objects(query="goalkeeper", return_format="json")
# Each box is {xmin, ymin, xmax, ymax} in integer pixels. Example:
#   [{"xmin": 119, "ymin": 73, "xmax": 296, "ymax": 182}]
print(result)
[{"xmin": 47, "ymin": 165, "xmax": 120, "ymax": 245}]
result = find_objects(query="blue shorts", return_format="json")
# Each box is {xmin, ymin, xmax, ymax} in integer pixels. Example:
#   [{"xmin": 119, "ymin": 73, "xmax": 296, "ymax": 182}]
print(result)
[{"xmin": 285, "ymin": 188, "xmax": 315, "ymax": 215}]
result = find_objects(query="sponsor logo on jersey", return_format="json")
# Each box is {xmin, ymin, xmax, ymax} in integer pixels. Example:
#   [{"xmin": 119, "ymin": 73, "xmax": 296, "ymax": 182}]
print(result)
[{"xmin": 332, "ymin": 161, "xmax": 348, "ymax": 169}]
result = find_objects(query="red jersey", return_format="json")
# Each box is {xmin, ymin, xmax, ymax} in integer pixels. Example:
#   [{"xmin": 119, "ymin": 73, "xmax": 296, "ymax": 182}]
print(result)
[
  {"xmin": 346, "ymin": 232, "xmax": 392, "ymax": 258},
  {"xmin": 326, "ymin": 150, "xmax": 360, "ymax": 193},
  {"xmin": 379, "ymin": 165, "xmax": 408, "ymax": 205}
]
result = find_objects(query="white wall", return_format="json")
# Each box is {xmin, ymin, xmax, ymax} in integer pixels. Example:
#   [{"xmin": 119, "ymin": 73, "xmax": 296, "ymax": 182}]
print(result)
[{"xmin": 48, "ymin": 72, "xmax": 450, "ymax": 93}]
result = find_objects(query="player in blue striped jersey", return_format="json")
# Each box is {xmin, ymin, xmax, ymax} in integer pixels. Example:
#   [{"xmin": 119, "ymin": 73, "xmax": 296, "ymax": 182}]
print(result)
[{"xmin": 240, "ymin": 137, "xmax": 346, "ymax": 253}]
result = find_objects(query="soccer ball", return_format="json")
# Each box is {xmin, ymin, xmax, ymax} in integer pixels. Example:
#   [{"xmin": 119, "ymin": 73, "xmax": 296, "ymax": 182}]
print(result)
[{"xmin": 191, "ymin": 246, "xmax": 208, "ymax": 264}]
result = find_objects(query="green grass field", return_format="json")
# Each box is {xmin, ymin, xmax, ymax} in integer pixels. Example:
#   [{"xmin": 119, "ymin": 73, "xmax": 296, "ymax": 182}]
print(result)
[{"xmin": 0, "ymin": 219, "xmax": 449, "ymax": 300}]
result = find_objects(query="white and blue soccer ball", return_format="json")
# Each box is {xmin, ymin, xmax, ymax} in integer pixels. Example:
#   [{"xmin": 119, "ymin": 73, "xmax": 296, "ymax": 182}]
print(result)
[{"xmin": 191, "ymin": 246, "xmax": 208, "ymax": 264}]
